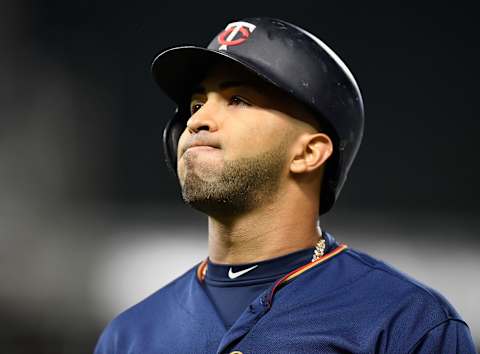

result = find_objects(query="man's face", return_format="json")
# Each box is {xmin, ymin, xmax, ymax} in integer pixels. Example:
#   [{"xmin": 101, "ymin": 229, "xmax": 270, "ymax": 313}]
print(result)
[{"xmin": 176, "ymin": 62, "xmax": 316, "ymax": 216}]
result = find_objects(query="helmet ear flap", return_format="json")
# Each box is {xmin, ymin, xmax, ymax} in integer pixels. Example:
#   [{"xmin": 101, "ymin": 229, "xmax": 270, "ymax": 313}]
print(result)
[{"xmin": 163, "ymin": 106, "xmax": 189, "ymax": 176}]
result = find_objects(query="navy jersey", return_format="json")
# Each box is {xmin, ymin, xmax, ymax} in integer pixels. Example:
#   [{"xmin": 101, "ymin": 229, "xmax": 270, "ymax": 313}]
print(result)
[{"xmin": 94, "ymin": 241, "xmax": 476, "ymax": 353}]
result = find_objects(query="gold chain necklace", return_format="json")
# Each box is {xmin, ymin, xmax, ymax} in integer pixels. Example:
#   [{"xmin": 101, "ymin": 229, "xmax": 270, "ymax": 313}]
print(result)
[{"xmin": 311, "ymin": 233, "xmax": 326, "ymax": 262}]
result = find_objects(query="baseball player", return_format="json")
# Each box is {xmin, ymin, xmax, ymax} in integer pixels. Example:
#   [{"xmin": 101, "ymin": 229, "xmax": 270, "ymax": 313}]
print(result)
[{"xmin": 94, "ymin": 18, "xmax": 477, "ymax": 353}]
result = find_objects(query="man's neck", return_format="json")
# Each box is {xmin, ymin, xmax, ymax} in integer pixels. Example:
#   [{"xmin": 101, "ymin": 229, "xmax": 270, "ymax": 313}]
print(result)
[{"xmin": 207, "ymin": 203, "xmax": 321, "ymax": 264}]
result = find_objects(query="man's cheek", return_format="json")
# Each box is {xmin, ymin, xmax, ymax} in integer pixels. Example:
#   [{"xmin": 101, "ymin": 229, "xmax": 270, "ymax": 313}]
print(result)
[{"xmin": 227, "ymin": 137, "xmax": 264, "ymax": 160}]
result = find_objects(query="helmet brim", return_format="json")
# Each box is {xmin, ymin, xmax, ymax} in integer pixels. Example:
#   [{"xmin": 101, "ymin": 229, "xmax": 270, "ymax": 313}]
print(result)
[{"xmin": 151, "ymin": 46, "xmax": 282, "ymax": 105}]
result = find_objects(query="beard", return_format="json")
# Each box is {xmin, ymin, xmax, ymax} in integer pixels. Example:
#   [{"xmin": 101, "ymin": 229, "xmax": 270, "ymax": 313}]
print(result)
[{"xmin": 179, "ymin": 142, "xmax": 289, "ymax": 217}]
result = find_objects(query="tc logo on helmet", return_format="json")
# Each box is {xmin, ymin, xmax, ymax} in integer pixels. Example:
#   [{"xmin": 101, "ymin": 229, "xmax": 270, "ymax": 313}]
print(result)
[{"xmin": 218, "ymin": 21, "xmax": 256, "ymax": 51}]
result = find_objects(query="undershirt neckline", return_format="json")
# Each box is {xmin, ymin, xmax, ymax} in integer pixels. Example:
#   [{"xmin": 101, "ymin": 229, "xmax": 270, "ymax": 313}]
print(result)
[{"xmin": 205, "ymin": 246, "xmax": 317, "ymax": 286}]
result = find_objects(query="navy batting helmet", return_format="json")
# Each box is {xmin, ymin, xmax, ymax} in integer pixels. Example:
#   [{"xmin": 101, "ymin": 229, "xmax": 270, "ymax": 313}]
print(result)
[{"xmin": 151, "ymin": 17, "xmax": 364, "ymax": 214}]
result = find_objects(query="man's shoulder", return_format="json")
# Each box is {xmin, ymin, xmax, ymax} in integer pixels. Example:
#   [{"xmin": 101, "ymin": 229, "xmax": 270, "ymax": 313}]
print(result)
[
  {"xmin": 94, "ymin": 263, "xmax": 200, "ymax": 353},
  {"xmin": 257, "ymin": 247, "xmax": 475, "ymax": 353},
  {"xmin": 337, "ymin": 247, "xmax": 463, "ymax": 322},
  {"xmin": 341, "ymin": 248, "xmax": 473, "ymax": 351},
  {"xmin": 275, "ymin": 245, "xmax": 458, "ymax": 320}
]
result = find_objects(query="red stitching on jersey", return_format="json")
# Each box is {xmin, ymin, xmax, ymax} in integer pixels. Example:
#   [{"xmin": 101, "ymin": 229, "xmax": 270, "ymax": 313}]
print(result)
[
  {"xmin": 197, "ymin": 259, "xmax": 208, "ymax": 282},
  {"xmin": 267, "ymin": 244, "xmax": 348, "ymax": 307}
]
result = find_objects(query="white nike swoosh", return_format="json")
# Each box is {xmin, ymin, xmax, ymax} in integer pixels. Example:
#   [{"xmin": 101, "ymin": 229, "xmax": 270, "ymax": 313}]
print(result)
[{"xmin": 228, "ymin": 265, "xmax": 258, "ymax": 279}]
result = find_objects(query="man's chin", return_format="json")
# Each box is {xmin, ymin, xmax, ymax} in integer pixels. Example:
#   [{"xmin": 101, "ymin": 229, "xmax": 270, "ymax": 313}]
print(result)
[
  {"xmin": 180, "ymin": 177, "xmax": 253, "ymax": 217},
  {"xmin": 181, "ymin": 151, "xmax": 224, "ymax": 182},
  {"xmin": 179, "ymin": 145, "xmax": 287, "ymax": 217},
  {"xmin": 179, "ymin": 169, "xmax": 220, "ymax": 190}
]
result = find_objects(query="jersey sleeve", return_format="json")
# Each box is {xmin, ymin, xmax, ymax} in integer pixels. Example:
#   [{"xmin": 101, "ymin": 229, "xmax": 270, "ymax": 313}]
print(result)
[
  {"xmin": 408, "ymin": 319, "xmax": 477, "ymax": 354},
  {"xmin": 93, "ymin": 326, "xmax": 114, "ymax": 354}
]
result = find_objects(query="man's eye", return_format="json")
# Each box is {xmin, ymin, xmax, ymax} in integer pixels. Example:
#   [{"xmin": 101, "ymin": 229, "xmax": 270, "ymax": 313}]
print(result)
[
  {"xmin": 190, "ymin": 103, "xmax": 203, "ymax": 114},
  {"xmin": 230, "ymin": 95, "xmax": 250, "ymax": 107}
]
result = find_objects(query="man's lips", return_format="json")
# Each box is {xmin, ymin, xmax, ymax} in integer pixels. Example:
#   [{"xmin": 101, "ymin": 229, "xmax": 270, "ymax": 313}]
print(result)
[
  {"xmin": 182, "ymin": 136, "xmax": 221, "ymax": 156},
  {"xmin": 181, "ymin": 143, "xmax": 221, "ymax": 157},
  {"xmin": 187, "ymin": 141, "xmax": 220, "ymax": 149},
  {"xmin": 187, "ymin": 145, "xmax": 218, "ymax": 151}
]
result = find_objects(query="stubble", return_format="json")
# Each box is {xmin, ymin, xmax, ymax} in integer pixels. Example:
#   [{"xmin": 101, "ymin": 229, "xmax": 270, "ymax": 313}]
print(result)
[{"xmin": 180, "ymin": 142, "xmax": 289, "ymax": 217}]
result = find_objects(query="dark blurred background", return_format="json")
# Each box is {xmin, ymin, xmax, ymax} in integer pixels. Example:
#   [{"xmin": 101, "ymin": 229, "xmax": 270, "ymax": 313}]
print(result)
[{"xmin": 1, "ymin": 1, "xmax": 478, "ymax": 352}]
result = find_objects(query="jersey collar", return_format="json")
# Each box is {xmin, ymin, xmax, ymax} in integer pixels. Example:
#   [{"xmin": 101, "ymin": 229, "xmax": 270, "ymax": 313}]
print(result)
[{"xmin": 197, "ymin": 242, "xmax": 348, "ymax": 306}]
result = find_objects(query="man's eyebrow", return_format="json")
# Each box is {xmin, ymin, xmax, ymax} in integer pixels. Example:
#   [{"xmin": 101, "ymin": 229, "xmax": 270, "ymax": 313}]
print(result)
[{"xmin": 191, "ymin": 81, "xmax": 258, "ymax": 96}]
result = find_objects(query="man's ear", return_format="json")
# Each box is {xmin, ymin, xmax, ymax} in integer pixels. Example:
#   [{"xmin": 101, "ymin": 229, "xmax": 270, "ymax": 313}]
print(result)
[{"xmin": 290, "ymin": 133, "xmax": 333, "ymax": 174}]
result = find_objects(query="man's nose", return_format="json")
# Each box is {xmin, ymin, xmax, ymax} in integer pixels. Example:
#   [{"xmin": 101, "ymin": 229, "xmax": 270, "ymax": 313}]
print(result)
[{"xmin": 186, "ymin": 100, "xmax": 220, "ymax": 134}]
